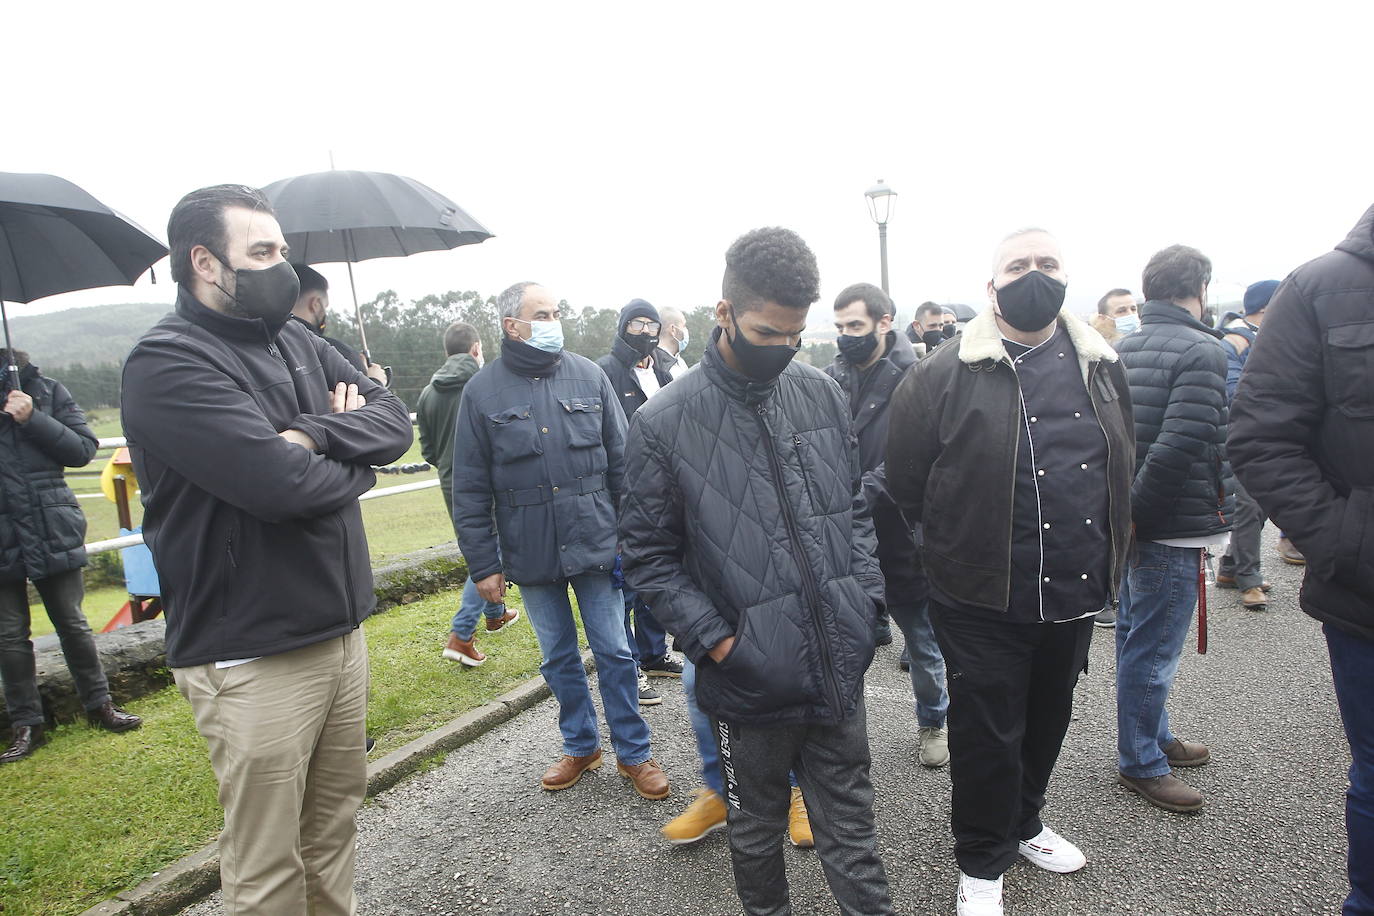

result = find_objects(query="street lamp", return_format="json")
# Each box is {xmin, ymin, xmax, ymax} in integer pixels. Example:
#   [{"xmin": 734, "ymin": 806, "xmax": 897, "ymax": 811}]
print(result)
[{"xmin": 865, "ymin": 180, "xmax": 897, "ymax": 294}]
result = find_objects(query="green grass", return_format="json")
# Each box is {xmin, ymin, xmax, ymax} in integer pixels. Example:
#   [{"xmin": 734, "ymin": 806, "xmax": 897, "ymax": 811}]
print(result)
[{"xmin": 0, "ymin": 586, "xmax": 574, "ymax": 916}]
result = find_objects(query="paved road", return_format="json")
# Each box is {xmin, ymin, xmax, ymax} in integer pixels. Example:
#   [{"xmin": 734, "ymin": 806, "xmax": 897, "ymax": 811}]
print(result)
[{"xmin": 185, "ymin": 529, "xmax": 1352, "ymax": 915}]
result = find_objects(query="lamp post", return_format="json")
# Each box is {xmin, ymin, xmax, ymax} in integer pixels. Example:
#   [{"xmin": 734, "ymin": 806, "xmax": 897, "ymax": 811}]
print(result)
[{"xmin": 865, "ymin": 180, "xmax": 897, "ymax": 294}]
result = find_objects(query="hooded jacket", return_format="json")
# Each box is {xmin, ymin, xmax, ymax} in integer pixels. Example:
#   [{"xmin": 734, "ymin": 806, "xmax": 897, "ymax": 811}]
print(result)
[
  {"xmin": 121, "ymin": 289, "xmax": 413, "ymax": 667},
  {"xmin": 619, "ymin": 330, "xmax": 884, "ymax": 726},
  {"xmin": 596, "ymin": 300, "xmax": 673, "ymax": 420},
  {"xmin": 1115, "ymin": 300, "xmax": 1236, "ymax": 540},
  {"xmin": 416, "ymin": 352, "xmax": 482, "ymax": 517},
  {"xmin": 0, "ymin": 361, "xmax": 99, "ymax": 583},
  {"xmin": 1229, "ymin": 203, "xmax": 1374, "ymax": 640},
  {"xmin": 887, "ymin": 309, "xmax": 1135, "ymax": 612}
]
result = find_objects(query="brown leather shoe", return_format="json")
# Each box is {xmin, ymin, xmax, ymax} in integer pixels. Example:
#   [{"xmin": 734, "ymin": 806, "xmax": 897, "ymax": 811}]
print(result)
[
  {"xmin": 1216, "ymin": 574, "xmax": 1271, "ymax": 591},
  {"xmin": 442, "ymin": 634, "xmax": 486, "ymax": 667},
  {"xmin": 1162, "ymin": 738, "xmax": 1211, "ymax": 767},
  {"xmin": 617, "ymin": 757, "xmax": 670, "ymax": 799},
  {"xmin": 1118, "ymin": 772, "xmax": 1204, "ymax": 812},
  {"xmin": 1240, "ymin": 587, "xmax": 1269, "ymax": 611},
  {"xmin": 87, "ymin": 701, "xmax": 142, "ymax": 733},
  {"xmin": 541, "ymin": 750, "xmax": 602, "ymax": 790},
  {"xmin": 1277, "ymin": 538, "xmax": 1306, "ymax": 565},
  {"xmin": 485, "ymin": 609, "xmax": 520, "ymax": 633},
  {"xmin": 0, "ymin": 725, "xmax": 46, "ymax": 764}
]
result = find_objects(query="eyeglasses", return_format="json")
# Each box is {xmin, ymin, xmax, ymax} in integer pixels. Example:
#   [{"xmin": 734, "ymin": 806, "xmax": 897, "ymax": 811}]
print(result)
[{"xmin": 626, "ymin": 318, "xmax": 661, "ymax": 334}]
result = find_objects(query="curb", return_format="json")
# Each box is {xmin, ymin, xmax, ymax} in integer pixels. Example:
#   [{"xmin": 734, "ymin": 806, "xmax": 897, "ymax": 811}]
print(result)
[{"xmin": 78, "ymin": 652, "xmax": 594, "ymax": 916}]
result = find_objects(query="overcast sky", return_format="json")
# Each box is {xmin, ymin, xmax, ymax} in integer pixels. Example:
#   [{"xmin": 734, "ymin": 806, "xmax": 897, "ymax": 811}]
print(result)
[{"xmin": 9, "ymin": 1, "xmax": 1374, "ymax": 331}]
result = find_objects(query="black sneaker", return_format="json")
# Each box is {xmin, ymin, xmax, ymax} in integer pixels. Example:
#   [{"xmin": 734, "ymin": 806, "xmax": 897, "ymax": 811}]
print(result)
[
  {"xmin": 642, "ymin": 654, "xmax": 684, "ymax": 678},
  {"xmin": 637, "ymin": 672, "xmax": 663, "ymax": 706},
  {"xmin": 1094, "ymin": 606, "xmax": 1118, "ymax": 628}
]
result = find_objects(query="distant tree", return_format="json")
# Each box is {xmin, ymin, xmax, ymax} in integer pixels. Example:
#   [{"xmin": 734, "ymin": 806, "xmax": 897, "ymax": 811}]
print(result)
[{"xmin": 56, "ymin": 360, "xmax": 121, "ymax": 409}]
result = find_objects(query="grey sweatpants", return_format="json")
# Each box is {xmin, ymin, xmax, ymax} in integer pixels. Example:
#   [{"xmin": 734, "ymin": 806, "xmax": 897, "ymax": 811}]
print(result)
[
  {"xmin": 1219, "ymin": 477, "xmax": 1266, "ymax": 589},
  {"xmin": 712, "ymin": 699, "xmax": 894, "ymax": 916}
]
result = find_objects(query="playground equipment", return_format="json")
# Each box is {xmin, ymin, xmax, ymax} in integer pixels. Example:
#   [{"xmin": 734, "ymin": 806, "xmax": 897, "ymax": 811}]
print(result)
[{"xmin": 99, "ymin": 448, "xmax": 161, "ymax": 631}]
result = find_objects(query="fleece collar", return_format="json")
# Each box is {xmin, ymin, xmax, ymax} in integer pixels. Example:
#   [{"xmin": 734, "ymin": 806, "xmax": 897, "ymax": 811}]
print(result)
[{"xmin": 956, "ymin": 307, "xmax": 1116, "ymax": 383}]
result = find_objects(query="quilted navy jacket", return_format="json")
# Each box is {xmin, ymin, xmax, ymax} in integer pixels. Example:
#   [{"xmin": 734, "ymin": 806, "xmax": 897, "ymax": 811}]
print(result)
[
  {"xmin": 619, "ymin": 330, "xmax": 883, "ymax": 726},
  {"xmin": 1115, "ymin": 301, "xmax": 1236, "ymax": 540}
]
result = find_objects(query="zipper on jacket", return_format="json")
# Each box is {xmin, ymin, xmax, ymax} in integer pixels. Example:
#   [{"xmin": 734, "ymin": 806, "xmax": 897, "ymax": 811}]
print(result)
[
  {"xmin": 755, "ymin": 403, "xmax": 844, "ymax": 715},
  {"xmin": 336, "ymin": 514, "xmax": 359, "ymax": 628},
  {"xmin": 1086, "ymin": 363, "xmax": 1120, "ymax": 605}
]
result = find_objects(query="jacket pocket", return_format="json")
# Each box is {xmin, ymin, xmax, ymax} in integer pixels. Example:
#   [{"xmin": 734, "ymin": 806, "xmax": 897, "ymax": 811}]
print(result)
[
  {"xmin": 558, "ymin": 397, "xmax": 604, "ymax": 448},
  {"xmin": 486, "ymin": 405, "xmax": 545, "ymax": 461},
  {"xmin": 39, "ymin": 488, "xmax": 86, "ymax": 552},
  {"xmin": 1327, "ymin": 322, "xmax": 1374, "ymax": 419},
  {"xmin": 713, "ymin": 594, "xmax": 814, "ymax": 707}
]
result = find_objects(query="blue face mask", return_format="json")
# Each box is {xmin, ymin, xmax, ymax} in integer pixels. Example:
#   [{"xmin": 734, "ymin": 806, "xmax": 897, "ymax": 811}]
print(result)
[
  {"xmin": 515, "ymin": 319, "xmax": 564, "ymax": 353},
  {"xmin": 678, "ymin": 327, "xmax": 690, "ymax": 349},
  {"xmin": 1114, "ymin": 314, "xmax": 1141, "ymax": 335}
]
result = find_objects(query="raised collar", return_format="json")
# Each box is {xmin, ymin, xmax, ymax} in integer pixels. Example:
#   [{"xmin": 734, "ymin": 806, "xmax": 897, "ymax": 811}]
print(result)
[
  {"xmin": 175, "ymin": 286, "xmax": 287, "ymax": 344},
  {"xmin": 701, "ymin": 327, "xmax": 779, "ymax": 407}
]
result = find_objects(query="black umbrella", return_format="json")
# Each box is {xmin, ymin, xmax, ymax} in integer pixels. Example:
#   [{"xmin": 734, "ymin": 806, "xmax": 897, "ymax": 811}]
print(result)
[
  {"xmin": 261, "ymin": 169, "xmax": 492, "ymax": 358},
  {"xmin": 0, "ymin": 172, "xmax": 167, "ymax": 387},
  {"xmin": 944, "ymin": 303, "xmax": 977, "ymax": 322}
]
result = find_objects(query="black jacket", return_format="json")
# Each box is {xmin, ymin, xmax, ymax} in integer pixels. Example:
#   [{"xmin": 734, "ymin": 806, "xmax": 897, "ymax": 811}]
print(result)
[
  {"xmin": 824, "ymin": 331, "xmax": 925, "ymax": 603},
  {"xmin": 596, "ymin": 336, "xmax": 673, "ymax": 420},
  {"xmin": 888, "ymin": 310, "xmax": 1135, "ymax": 611},
  {"xmin": 452, "ymin": 341, "xmax": 626, "ymax": 586},
  {"xmin": 619, "ymin": 331, "xmax": 884, "ymax": 726},
  {"xmin": 1115, "ymin": 301, "xmax": 1236, "ymax": 540},
  {"xmin": 0, "ymin": 364, "xmax": 98, "ymax": 583},
  {"xmin": 1229, "ymin": 203, "xmax": 1374, "ymax": 640},
  {"xmin": 121, "ymin": 289, "xmax": 413, "ymax": 667}
]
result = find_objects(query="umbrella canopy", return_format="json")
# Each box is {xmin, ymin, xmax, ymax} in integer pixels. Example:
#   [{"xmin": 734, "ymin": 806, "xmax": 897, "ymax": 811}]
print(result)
[
  {"xmin": 0, "ymin": 172, "xmax": 167, "ymax": 387},
  {"xmin": 944, "ymin": 302, "xmax": 978, "ymax": 322},
  {"xmin": 260, "ymin": 170, "xmax": 492, "ymax": 264}
]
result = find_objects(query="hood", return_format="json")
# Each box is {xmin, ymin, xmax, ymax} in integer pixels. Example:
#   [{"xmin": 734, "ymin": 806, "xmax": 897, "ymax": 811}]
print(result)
[
  {"xmin": 1334, "ymin": 202, "xmax": 1374, "ymax": 265},
  {"xmin": 430, "ymin": 353, "xmax": 481, "ymax": 390},
  {"xmin": 884, "ymin": 327, "xmax": 918, "ymax": 372},
  {"xmin": 956, "ymin": 305, "xmax": 1117, "ymax": 384}
]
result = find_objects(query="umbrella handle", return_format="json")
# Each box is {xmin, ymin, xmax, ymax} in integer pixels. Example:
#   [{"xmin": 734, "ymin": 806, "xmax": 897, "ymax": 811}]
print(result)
[{"xmin": 1, "ymin": 291, "xmax": 20, "ymax": 390}]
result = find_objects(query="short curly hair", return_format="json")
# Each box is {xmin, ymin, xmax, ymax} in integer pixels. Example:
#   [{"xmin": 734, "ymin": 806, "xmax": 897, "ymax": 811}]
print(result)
[{"xmin": 723, "ymin": 227, "xmax": 820, "ymax": 312}]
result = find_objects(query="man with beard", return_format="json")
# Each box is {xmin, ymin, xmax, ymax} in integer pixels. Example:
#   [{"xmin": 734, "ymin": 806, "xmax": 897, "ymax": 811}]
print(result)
[
  {"xmin": 289, "ymin": 263, "xmax": 387, "ymax": 385},
  {"xmin": 122, "ymin": 184, "xmax": 413, "ymax": 912},
  {"xmin": 888, "ymin": 228, "xmax": 1134, "ymax": 916},
  {"xmin": 620, "ymin": 227, "xmax": 894, "ymax": 915}
]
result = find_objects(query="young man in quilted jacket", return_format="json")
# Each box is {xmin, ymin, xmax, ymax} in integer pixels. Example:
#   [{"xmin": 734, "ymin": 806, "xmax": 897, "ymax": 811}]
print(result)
[{"xmin": 620, "ymin": 227, "xmax": 894, "ymax": 915}]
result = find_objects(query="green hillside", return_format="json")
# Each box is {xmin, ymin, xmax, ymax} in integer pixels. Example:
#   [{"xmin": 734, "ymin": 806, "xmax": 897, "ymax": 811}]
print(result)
[{"xmin": 7, "ymin": 302, "xmax": 171, "ymax": 368}]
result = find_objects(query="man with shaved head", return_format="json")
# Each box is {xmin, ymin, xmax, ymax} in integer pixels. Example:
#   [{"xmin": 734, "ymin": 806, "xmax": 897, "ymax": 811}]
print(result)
[
  {"xmin": 888, "ymin": 229, "xmax": 1134, "ymax": 916},
  {"xmin": 656, "ymin": 305, "xmax": 693, "ymax": 379}
]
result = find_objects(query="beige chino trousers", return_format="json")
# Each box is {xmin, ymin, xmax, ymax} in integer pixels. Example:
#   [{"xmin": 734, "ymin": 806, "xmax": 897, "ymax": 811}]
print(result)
[{"xmin": 175, "ymin": 628, "xmax": 369, "ymax": 915}]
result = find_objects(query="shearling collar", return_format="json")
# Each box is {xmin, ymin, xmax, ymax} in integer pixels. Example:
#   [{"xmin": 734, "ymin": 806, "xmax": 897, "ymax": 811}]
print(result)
[{"xmin": 956, "ymin": 307, "xmax": 1116, "ymax": 382}]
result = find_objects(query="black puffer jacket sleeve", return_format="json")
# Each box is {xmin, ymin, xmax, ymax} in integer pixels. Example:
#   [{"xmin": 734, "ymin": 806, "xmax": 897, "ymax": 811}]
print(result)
[{"xmin": 20, "ymin": 380, "xmax": 98, "ymax": 468}]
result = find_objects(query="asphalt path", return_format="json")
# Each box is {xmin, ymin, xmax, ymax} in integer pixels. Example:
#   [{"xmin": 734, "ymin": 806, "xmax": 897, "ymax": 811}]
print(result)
[{"xmin": 184, "ymin": 527, "xmax": 1352, "ymax": 915}]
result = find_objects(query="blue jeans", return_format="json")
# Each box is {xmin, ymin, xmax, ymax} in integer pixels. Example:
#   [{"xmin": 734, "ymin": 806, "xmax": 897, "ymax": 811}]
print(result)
[
  {"xmin": 1326, "ymin": 623, "xmax": 1374, "ymax": 915},
  {"xmin": 1115, "ymin": 541, "xmax": 1199, "ymax": 778},
  {"xmin": 518, "ymin": 572, "xmax": 651, "ymax": 765},
  {"xmin": 449, "ymin": 575, "xmax": 507, "ymax": 641},
  {"xmin": 622, "ymin": 589, "xmax": 669, "ymax": 667},
  {"xmin": 889, "ymin": 599, "xmax": 949, "ymax": 728},
  {"xmin": 682, "ymin": 657, "xmax": 723, "ymax": 793}
]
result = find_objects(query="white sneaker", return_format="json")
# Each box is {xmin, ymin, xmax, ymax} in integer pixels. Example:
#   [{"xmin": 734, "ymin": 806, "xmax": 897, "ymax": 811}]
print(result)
[
  {"xmin": 956, "ymin": 872, "xmax": 1003, "ymax": 916},
  {"xmin": 1017, "ymin": 825, "xmax": 1086, "ymax": 873}
]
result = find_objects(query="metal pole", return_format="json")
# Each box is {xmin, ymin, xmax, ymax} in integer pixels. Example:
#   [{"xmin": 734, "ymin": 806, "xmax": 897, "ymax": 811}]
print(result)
[
  {"xmin": 343, "ymin": 229, "xmax": 371, "ymax": 363},
  {"xmin": 878, "ymin": 222, "xmax": 890, "ymax": 295}
]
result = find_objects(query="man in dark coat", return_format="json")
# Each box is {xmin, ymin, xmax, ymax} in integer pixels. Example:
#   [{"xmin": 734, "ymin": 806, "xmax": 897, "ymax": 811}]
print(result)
[
  {"xmin": 416, "ymin": 322, "xmax": 518, "ymax": 667},
  {"xmin": 290, "ymin": 263, "xmax": 387, "ymax": 385},
  {"xmin": 620, "ymin": 228, "xmax": 894, "ymax": 915},
  {"xmin": 595, "ymin": 300, "xmax": 679, "ymax": 697},
  {"xmin": 122, "ymin": 184, "xmax": 413, "ymax": 912},
  {"xmin": 1, "ymin": 350, "xmax": 141, "ymax": 764},
  {"xmin": 452, "ymin": 282, "xmax": 667, "ymax": 801},
  {"xmin": 888, "ymin": 229, "xmax": 1134, "ymax": 916},
  {"xmin": 824, "ymin": 281, "xmax": 949, "ymax": 768},
  {"xmin": 1229, "ymin": 202, "xmax": 1374, "ymax": 916},
  {"xmin": 1114, "ymin": 244, "xmax": 1235, "ymax": 815}
]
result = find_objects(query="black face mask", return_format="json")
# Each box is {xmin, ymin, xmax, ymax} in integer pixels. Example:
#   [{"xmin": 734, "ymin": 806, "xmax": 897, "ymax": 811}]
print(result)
[
  {"xmin": 836, "ymin": 331, "xmax": 879, "ymax": 365},
  {"xmin": 921, "ymin": 329, "xmax": 945, "ymax": 351},
  {"xmin": 727, "ymin": 306, "xmax": 799, "ymax": 382},
  {"xmin": 993, "ymin": 270, "xmax": 1066, "ymax": 332},
  {"xmin": 623, "ymin": 331, "xmax": 659, "ymax": 359},
  {"xmin": 215, "ymin": 259, "xmax": 300, "ymax": 323},
  {"xmin": 941, "ymin": 324, "xmax": 957, "ymax": 339}
]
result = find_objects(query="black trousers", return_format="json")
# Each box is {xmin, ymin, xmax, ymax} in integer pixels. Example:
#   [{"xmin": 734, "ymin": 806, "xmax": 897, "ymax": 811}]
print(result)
[
  {"xmin": 929, "ymin": 601, "xmax": 1093, "ymax": 879},
  {"xmin": 712, "ymin": 699, "xmax": 894, "ymax": 916}
]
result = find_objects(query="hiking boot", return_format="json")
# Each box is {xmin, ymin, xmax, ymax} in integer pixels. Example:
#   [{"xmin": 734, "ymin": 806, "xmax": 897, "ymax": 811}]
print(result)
[
  {"xmin": 87, "ymin": 701, "xmax": 142, "ymax": 733},
  {"xmin": 1277, "ymin": 537, "xmax": 1306, "ymax": 565},
  {"xmin": 442, "ymin": 634, "xmax": 485, "ymax": 667},
  {"xmin": 1162, "ymin": 738, "xmax": 1211, "ymax": 768},
  {"xmin": 788, "ymin": 786, "xmax": 813, "ymax": 847},
  {"xmin": 1240, "ymin": 587, "xmax": 1269, "ymax": 611},
  {"xmin": 617, "ymin": 758, "xmax": 670, "ymax": 799},
  {"xmin": 0, "ymin": 725, "xmax": 46, "ymax": 765},
  {"xmin": 661, "ymin": 788, "xmax": 726, "ymax": 844},
  {"xmin": 1094, "ymin": 605, "xmax": 1118, "ymax": 628},
  {"xmin": 1216, "ymin": 574, "xmax": 1271, "ymax": 591},
  {"xmin": 1117, "ymin": 771, "xmax": 1204, "ymax": 812},
  {"xmin": 918, "ymin": 725, "xmax": 950, "ymax": 768},
  {"xmin": 642, "ymin": 654, "xmax": 684, "ymax": 678},
  {"xmin": 1018, "ymin": 825, "xmax": 1086, "ymax": 873},
  {"xmin": 485, "ymin": 609, "xmax": 520, "ymax": 633},
  {"xmin": 637, "ymin": 672, "xmax": 662, "ymax": 706},
  {"xmin": 541, "ymin": 750, "xmax": 602, "ymax": 790},
  {"xmin": 956, "ymin": 872, "xmax": 1003, "ymax": 916}
]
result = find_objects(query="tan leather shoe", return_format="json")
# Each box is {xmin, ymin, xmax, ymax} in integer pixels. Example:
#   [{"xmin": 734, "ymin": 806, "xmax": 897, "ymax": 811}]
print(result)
[
  {"xmin": 788, "ymin": 786, "xmax": 814, "ymax": 847},
  {"xmin": 1162, "ymin": 738, "xmax": 1211, "ymax": 767},
  {"xmin": 1118, "ymin": 772, "xmax": 1204, "ymax": 812},
  {"xmin": 485, "ymin": 609, "xmax": 520, "ymax": 633},
  {"xmin": 617, "ymin": 758, "xmax": 670, "ymax": 799},
  {"xmin": 442, "ymin": 634, "xmax": 485, "ymax": 667},
  {"xmin": 1277, "ymin": 537, "xmax": 1306, "ymax": 565},
  {"xmin": 541, "ymin": 750, "xmax": 602, "ymax": 790},
  {"xmin": 1240, "ymin": 587, "xmax": 1269, "ymax": 611}
]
